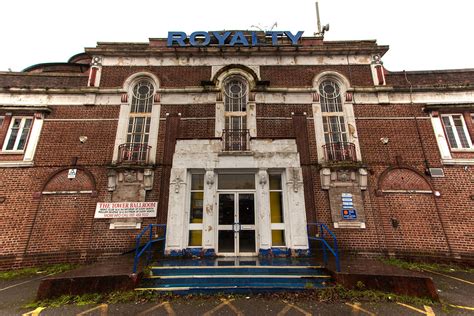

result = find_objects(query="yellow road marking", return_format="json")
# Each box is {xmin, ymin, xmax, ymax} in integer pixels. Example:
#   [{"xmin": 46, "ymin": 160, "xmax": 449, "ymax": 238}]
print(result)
[
  {"xmin": 448, "ymin": 303, "xmax": 474, "ymax": 311},
  {"xmin": 345, "ymin": 302, "xmax": 376, "ymax": 316},
  {"xmin": 424, "ymin": 306, "xmax": 435, "ymax": 316},
  {"xmin": 137, "ymin": 301, "xmax": 175, "ymax": 316},
  {"xmin": 203, "ymin": 298, "xmax": 243, "ymax": 316},
  {"xmin": 76, "ymin": 303, "xmax": 108, "ymax": 316},
  {"xmin": 276, "ymin": 305, "xmax": 292, "ymax": 316},
  {"xmin": 22, "ymin": 307, "xmax": 46, "ymax": 316},
  {"xmin": 277, "ymin": 301, "xmax": 311, "ymax": 316},
  {"xmin": 422, "ymin": 269, "xmax": 474, "ymax": 285},
  {"xmin": 396, "ymin": 302, "xmax": 435, "ymax": 316}
]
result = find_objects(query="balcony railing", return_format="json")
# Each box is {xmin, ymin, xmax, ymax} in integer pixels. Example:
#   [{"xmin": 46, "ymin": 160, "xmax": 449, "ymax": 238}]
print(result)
[
  {"xmin": 222, "ymin": 129, "xmax": 250, "ymax": 151},
  {"xmin": 118, "ymin": 143, "xmax": 151, "ymax": 164},
  {"xmin": 323, "ymin": 142, "xmax": 357, "ymax": 162}
]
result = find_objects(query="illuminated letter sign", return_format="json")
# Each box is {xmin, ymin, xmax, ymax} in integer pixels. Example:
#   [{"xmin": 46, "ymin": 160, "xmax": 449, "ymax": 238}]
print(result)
[{"xmin": 167, "ymin": 31, "xmax": 304, "ymax": 47}]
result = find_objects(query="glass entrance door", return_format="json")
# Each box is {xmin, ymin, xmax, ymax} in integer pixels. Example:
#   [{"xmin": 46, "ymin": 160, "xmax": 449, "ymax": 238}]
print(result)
[{"xmin": 218, "ymin": 193, "xmax": 256, "ymax": 256}]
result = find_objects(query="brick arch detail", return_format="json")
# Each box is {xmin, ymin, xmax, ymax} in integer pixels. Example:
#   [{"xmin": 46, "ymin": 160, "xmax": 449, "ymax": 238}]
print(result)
[
  {"xmin": 377, "ymin": 165, "xmax": 433, "ymax": 192},
  {"xmin": 41, "ymin": 167, "xmax": 97, "ymax": 194}
]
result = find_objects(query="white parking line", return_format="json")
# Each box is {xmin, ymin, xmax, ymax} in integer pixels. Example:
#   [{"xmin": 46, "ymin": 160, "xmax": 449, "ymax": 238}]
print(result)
[{"xmin": 0, "ymin": 273, "xmax": 54, "ymax": 292}]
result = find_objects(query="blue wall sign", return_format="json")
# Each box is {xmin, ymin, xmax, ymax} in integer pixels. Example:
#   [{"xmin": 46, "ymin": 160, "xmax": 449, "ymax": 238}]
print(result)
[
  {"xmin": 341, "ymin": 193, "xmax": 357, "ymax": 220},
  {"xmin": 167, "ymin": 31, "xmax": 304, "ymax": 47},
  {"xmin": 342, "ymin": 209, "xmax": 357, "ymax": 220}
]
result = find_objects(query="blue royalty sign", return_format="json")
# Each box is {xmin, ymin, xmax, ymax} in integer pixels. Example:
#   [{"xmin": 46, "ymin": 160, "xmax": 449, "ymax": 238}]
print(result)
[{"xmin": 167, "ymin": 31, "xmax": 305, "ymax": 47}]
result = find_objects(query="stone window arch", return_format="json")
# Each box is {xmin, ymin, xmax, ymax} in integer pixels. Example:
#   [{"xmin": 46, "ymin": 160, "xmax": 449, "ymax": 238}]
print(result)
[
  {"xmin": 214, "ymin": 68, "xmax": 257, "ymax": 150},
  {"xmin": 112, "ymin": 72, "xmax": 161, "ymax": 165},
  {"xmin": 311, "ymin": 72, "xmax": 360, "ymax": 163}
]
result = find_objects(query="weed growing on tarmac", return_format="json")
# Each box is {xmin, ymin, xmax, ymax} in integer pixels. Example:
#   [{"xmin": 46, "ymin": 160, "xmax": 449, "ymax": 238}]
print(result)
[
  {"xmin": 0, "ymin": 264, "xmax": 78, "ymax": 280},
  {"xmin": 380, "ymin": 258, "xmax": 474, "ymax": 273},
  {"xmin": 23, "ymin": 286, "xmax": 437, "ymax": 309}
]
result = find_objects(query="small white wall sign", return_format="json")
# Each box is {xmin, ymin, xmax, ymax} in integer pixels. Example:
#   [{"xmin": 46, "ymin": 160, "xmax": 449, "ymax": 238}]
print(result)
[{"xmin": 68, "ymin": 169, "xmax": 77, "ymax": 179}]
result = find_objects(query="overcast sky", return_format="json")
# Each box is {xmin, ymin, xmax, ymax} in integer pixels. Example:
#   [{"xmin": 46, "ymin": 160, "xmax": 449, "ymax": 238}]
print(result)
[{"xmin": 1, "ymin": 0, "xmax": 473, "ymax": 72}]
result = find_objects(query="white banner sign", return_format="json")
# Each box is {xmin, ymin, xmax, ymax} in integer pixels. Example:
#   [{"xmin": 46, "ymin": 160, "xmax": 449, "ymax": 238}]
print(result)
[{"xmin": 94, "ymin": 202, "xmax": 157, "ymax": 218}]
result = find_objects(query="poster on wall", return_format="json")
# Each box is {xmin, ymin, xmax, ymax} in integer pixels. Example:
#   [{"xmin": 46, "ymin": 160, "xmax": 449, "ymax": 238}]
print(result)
[{"xmin": 94, "ymin": 202, "xmax": 157, "ymax": 218}]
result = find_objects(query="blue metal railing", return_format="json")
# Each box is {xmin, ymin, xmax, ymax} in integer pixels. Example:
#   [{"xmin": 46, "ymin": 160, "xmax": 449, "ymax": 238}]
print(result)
[
  {"xmin": 133, "ymin": 224, "xmax": 166, "ymax": 274},
  {"xmin": 307, "ymin": 223, "xmax": 341, "ymax": 272}
]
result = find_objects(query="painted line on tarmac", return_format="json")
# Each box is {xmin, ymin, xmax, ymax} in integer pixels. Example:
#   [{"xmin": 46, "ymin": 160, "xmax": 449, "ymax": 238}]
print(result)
[
  {"xmin": 422, "ymin": 269, "xmax": 474, "ymax": 285},
  {"xmin": 277, "ymin": 301, "xmax": 311, "ymax": 316},
  {"xmin": 345, "ymin": 302, "xmax": 376, "ymax": 316},
  {"xmin": 203, "ymin": 298, "xmax": 243, "ymax": 316},
  {"xmin": 396, "ymin": 302, "xmax": 435, "ymax": 315},
  {"xmin": 0, "ymin": 273, "xmax": 55, "ymax": 292},
  {"xmin": 22, "ymin": 307, "xmax": 46, "ymax": 316},
  {"xmin": 76, "ymin": 303, "xmax": 108, "ymax": 316},
  {"xmin": 448, "ymin": 303, "xmax": 474, "ymax": 311},
  {"xmin": 137, "ymin": 301, "xmax": 175, "ymax": 316}
]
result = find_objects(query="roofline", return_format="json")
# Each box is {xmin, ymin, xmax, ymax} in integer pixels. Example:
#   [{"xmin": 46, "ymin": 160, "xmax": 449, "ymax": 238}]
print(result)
[
  {"xmin": 387, "ymin": 68, "xmax": 474, "ymax": 75},
  {"xmin": 22, "ymin": 62, "xmax": 90, "ymax": 73}
]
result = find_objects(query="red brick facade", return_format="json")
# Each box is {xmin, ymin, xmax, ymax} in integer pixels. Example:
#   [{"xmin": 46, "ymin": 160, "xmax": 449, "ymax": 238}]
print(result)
[{"xmin": 0, "ymin": 36, "xmax": 473, "ymax": 269}]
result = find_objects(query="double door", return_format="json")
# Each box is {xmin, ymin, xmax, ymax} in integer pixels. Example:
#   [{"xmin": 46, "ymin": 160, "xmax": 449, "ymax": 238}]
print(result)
[{"xmin": 217, "ymin": 193, "xmax": 256, "ymax": 256}]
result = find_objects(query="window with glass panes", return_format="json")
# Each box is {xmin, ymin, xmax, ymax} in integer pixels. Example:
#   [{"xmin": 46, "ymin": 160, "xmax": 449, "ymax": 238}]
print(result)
[
  {"xmin": 269, "ymin": 174, "xmax": 285, "ymax": 247},
  {"xmin": 127, "ymin": 80, "xmax": 154, "ymax": 145},
  {"xmin": 2, "ymin": 117, "xmax": 33, "ymax": 152},
  {"xmin": 441, "ymin": 114, "xmax": 473, "ymax": 149},
  {"xmin": 189, "ymin": 174, "xmax": 204, "ymax": 247},
  {"xmin": 224, "ymin": 77, "xmax": 247, "ymax": 130},
  {"xmin": 319, "ymin": 80, "xmax": 347, "ymax": 144}
]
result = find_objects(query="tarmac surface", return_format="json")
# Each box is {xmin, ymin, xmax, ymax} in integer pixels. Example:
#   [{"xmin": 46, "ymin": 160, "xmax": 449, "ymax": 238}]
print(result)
[{"xmin": 1, "ymin": 266, "xmax": 473, "ymax": 315}]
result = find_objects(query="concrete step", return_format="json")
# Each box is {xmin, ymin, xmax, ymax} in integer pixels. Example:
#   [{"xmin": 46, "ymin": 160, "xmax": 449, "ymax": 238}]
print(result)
[
  {"xmin": 150, "ymin": 265, "xmax": 326, "ymax": 276},
  {"xmin": 139, "ymin": 264, "xmax": 333, "ymax": 293}
]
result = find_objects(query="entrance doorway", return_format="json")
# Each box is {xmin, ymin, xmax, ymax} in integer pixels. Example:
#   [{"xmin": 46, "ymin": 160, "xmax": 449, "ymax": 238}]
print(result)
[{"xmin": 217, "ymin": 193, "xmax": 256, "ymax": 256}]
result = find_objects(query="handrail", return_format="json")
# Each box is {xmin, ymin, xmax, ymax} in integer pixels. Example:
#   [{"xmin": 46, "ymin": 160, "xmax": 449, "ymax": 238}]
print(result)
[
  {"xmin": 118, "ymin": 142, "xmax": 152, "ymax": 164},
  {"xmin": 133, "ymin": 224, "xmax": 166, "ymax": 274},
  {"xmin": 322, "ymin": 142, "xmax": 356, "ymax": 162},
  {"xmin": 222, "ymin": 129, "xmax": 250, "ymax": 151},
  {"xmin": 307, "ymin": 223, "xmax": 341, "ymax": 272}
]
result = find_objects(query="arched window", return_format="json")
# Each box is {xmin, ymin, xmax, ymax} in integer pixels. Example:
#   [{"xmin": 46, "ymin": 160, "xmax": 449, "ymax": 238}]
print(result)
[
  {"xmin": 319, "ymin": 79, "xmax": 347, "ymax": 145},
  {"xmin": 223, "ymin": 77, "xmax": 249, "ymax": 151},
  {"xmin": 319, "ymin": 79, "xmax": 343, "ymax": 113},
  {"xmin": 122, "ymin": 79, "xmax": 155, "ymax": 163},
  {"xmin": 224, "ymin": 77, "xmax": 248, "ymax": 128}
]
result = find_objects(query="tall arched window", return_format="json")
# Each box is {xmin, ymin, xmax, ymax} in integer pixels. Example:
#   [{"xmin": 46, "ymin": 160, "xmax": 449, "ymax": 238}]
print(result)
[
  {"xmin": 223, "ymin": 77, "xmax": 249, "ymax": 151},
  {"xmin": 319, "ymin": 79, "xmax": 347, "ymax": 144},
  {"xmin": 122, "ymin": 79, "xmax": 154, "ymax": 163}
]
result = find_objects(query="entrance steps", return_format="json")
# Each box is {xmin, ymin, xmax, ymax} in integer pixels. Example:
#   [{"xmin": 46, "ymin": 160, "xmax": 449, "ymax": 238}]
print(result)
[{"xmin": 136, "ymin": 258, "xmax": 333, "ymax": 293}]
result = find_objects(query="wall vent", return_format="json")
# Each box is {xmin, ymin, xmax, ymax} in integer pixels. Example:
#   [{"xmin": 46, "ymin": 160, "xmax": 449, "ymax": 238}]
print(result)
[{"xmin": 429, "ymin": 168, "xmax": 445, "ymax": 178}]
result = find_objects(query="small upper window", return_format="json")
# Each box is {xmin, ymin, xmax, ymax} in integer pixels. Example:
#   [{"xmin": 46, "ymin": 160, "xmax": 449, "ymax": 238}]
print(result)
[
  {"xmin": 131, "ymin": 80, "xmax": 154, "ymax": 113},
  {"xmin": 319, "ymin": 80, "xmax": 343, "ymax": 112},
  {"xmin": 0, "ymin": 116, "xmax": 4, "ymax": 128},
  {"xmin": 3, "ymin": 117, "xmax": 33, "ymax": 152},
  {"xmin": 442, "ymin": 114, "xmax": 473, "ymax": 150}
]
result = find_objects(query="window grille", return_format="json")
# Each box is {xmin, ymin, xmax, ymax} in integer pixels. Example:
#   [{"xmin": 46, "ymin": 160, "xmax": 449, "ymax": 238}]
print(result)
[
  {"xmin": 131, "ymin": 80, "xmax": 154, "ymax": 113},
  {"xmin": 319, "ymin": 80, "xmax": 343, "ymax": 112},
  {"xmin": 224, "ymin": 78, "xmax": 247, "ymax": 112}
]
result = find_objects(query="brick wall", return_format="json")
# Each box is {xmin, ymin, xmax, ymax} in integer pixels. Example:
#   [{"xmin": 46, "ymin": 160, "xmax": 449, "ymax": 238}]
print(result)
[
  {"xmin": 100, "ymin": 66, "xmax": 211, "ymax": 88},
  {"xmin": 1, "ymin": 63, "xmax": 474, "ymax": 270},
  {"xmin": 261, "ymin": 65, "xmax": 373, "ymax": 87}
]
